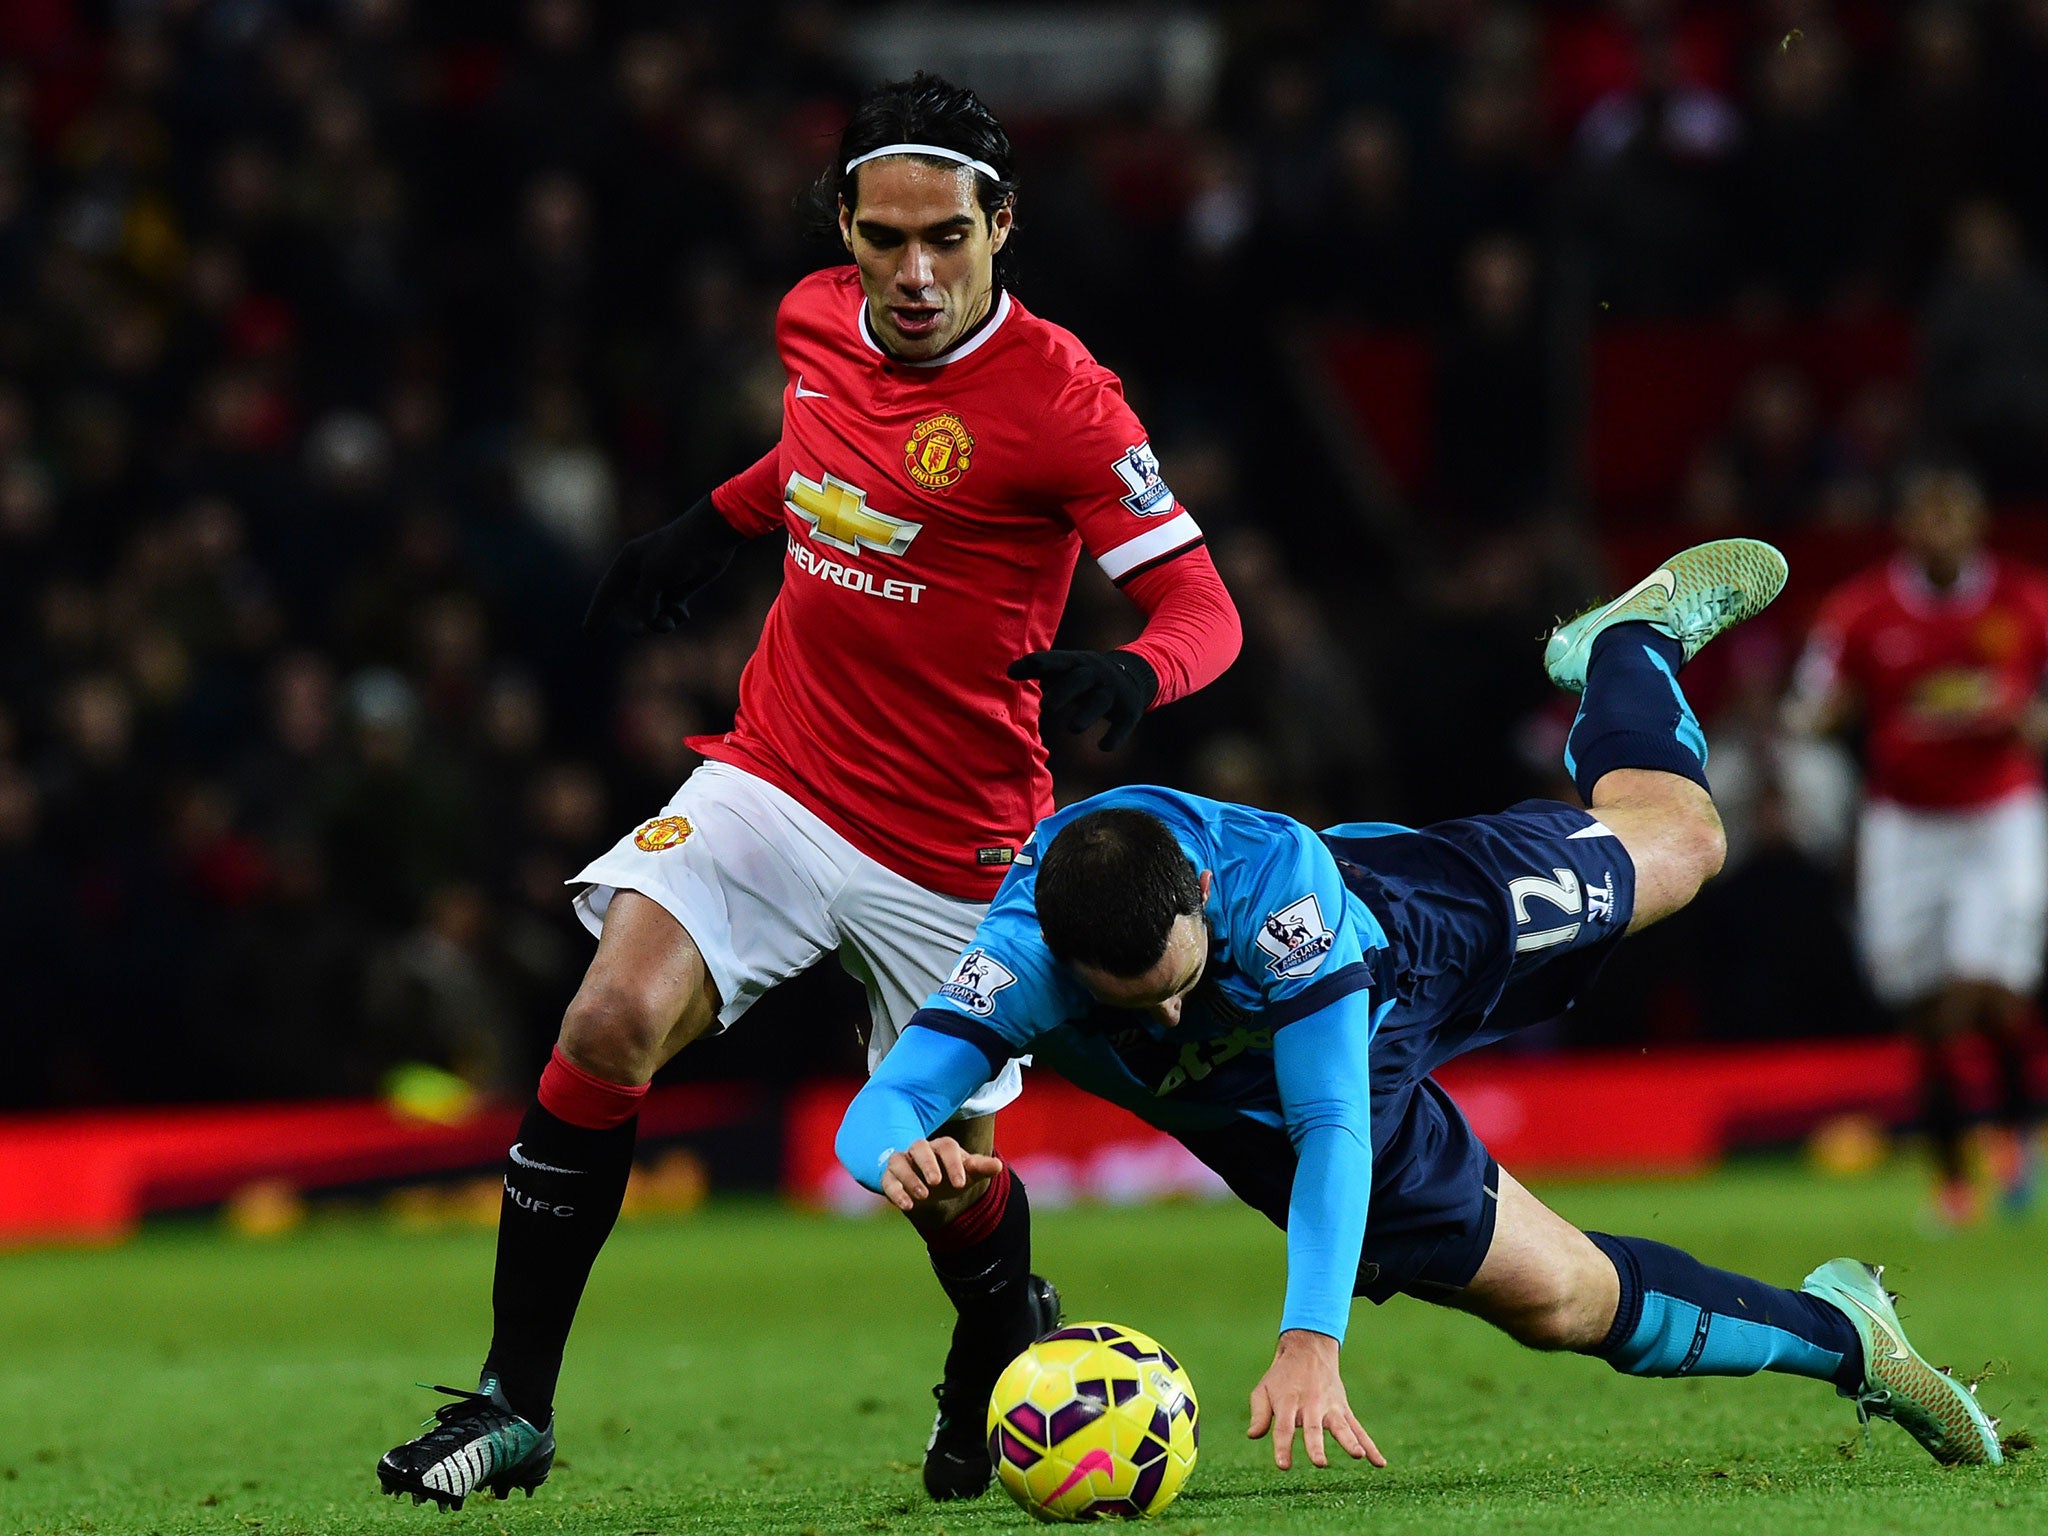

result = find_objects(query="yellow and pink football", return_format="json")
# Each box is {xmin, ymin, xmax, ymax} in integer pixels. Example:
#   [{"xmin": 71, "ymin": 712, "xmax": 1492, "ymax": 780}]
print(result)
[{"xmin": 985, "ymin": 1322, "xmax": 1198, "ymax": 1522}]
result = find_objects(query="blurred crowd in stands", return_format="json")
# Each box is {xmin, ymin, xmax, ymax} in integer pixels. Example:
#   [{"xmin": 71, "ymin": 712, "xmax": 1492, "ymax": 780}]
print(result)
[{"xmin": 5, "ymin": 0, "xmax": 2048, "ymax": 1106}]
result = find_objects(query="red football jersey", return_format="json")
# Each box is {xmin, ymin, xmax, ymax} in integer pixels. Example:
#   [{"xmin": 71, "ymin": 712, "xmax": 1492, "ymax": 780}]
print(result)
[
  {"xmin": 1798, "ymin": 554, "xmax": 2048, "ymax": 809},
  {"xmin": 697, "ymin": 268, "xmax": 1210, "ymax": 899}
]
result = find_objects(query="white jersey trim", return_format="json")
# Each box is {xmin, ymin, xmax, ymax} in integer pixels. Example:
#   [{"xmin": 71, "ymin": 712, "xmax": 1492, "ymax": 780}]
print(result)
[
  {"xmin": 1096, "ymin": 511, "xmax": 1202, "ymax": 581},
  {"xmin": 856, "ymin": 289, "xmax": 1013, "ymax": 368}
]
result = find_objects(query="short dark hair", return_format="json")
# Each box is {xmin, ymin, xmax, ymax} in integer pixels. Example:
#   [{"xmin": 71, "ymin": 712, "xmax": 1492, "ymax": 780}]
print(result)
[
  {"xmin": 810, "ymin": 72, "xmax": 1019, "ymax": 285},
  {"xmin": 1034, "ymin": 809, "xmax": 1203, "ymax": 976}
]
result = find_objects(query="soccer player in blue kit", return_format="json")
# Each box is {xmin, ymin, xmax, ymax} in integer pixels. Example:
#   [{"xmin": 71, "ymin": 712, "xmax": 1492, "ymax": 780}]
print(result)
[{"xmin": 837, "ymin": 540, "xmax": 2009, "ymax": 1475}]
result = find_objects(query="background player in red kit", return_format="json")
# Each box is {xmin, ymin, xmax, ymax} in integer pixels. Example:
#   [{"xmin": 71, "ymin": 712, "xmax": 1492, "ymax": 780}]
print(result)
[
  {"xmin": 376, "ymin": 75, "xmax": 1241, "ymax": 1509},
  {"xmin": 1791, "ymin": 466, "xmax": 2046, "ymax": 1225}
]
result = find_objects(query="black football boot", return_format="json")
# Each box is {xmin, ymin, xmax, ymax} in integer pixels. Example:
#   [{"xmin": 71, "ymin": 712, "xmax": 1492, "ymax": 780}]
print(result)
[
  {"xmin": 377, "ymin": 1375, "xmax": 555, "ymax": 1510},
  {"xmin": 923, "ymin": 1273, "xmax": 1062, "ymax": 1500}
]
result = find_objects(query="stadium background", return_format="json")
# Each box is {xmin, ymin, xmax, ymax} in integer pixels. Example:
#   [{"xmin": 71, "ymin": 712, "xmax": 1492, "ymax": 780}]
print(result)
[{"xmin": 2, "ymin": 0, "xmax": 2047, "ymax": 1213}]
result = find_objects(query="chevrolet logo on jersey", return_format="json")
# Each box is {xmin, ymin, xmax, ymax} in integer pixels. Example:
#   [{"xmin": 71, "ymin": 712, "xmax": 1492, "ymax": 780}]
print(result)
[{"xmin": 785, "ymin": 471, "xmax": 922, "ymax": 557}]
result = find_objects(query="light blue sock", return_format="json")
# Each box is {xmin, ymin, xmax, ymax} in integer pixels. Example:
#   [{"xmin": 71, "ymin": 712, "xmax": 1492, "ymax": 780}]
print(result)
[{"xmin": 1587, "ymin": 1232, "xmax": 1862, "ymax": 1389}]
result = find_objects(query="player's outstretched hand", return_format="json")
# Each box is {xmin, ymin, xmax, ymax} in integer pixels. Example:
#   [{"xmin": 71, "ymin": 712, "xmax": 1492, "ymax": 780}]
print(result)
[
  {"xmin": 878, "ymin": 1136, "xmax": 1005, "ymax": 1215},
  {"xmin": 1246, "ymin": 1329, "xmax": 1385, "ymax": 1472},
  {"xmin": 1007, "ymin": 649, "xmax": 1158, "ymax": 751},
  {"xmin": 584, "ymin": 497, "xmax": 743, "ymax": 635}
]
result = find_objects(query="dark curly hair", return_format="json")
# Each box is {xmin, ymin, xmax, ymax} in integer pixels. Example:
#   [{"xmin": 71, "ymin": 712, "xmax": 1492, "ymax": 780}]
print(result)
[{"xmin": 808, "ymin": 72, "xmax": 1019, "ymax": 286}]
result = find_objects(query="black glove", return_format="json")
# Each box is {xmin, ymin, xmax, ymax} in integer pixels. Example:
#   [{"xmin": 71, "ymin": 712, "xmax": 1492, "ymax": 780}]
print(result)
[
  {"xmin": 583, "ymin": 495, "xmax": 746, "ymax": 635},
  {"xmin": 1008, "ymin": 649, "xmax": 1158, "ymax": 751}
]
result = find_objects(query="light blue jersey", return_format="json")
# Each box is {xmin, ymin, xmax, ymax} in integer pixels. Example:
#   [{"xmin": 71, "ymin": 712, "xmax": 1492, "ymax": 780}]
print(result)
[{"xmin": 837, "ymin": 785, "xmax": 1392, "ymax": 1341}]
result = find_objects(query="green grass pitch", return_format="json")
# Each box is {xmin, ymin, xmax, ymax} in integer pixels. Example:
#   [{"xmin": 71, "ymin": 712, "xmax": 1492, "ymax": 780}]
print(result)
[{"xmin": 1, "ymin": 1160, "xmax": 2041, "ymax": 1536}]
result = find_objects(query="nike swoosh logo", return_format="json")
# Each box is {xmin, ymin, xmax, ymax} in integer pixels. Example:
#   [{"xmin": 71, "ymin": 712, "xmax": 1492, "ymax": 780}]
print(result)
[
  {"xmin": 1047, "ymin": 1448, "xmax": 1114, "ymax": 1502},
  {"xmin": 509, "ymin": 1143, "xmax": 581, "ymax": 1175},
  {"xmin": 1835, "ymin": 1290, "xmax": 1910, "ymax": 1361},
  {"xmin": 1562, "ymin": 568, "xmax": 1678, "ymax": 665},
  {"xmin": 793, "ymin": 375, "xmax": 828, "ymax": 400},
  {"xmin": 1607, "ymin": 568, "xmax": 1676, "ymax": 610}
]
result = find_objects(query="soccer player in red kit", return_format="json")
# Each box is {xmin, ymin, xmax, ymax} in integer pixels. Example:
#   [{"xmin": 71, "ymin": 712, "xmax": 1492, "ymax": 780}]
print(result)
[
  {"xmin": 377, "ymin": 75, "xmax": 1242, "ymax": 1509},
  {"xmin": 1790, "ymin": 466, "xmax": 2045, "ymax": 1224}
]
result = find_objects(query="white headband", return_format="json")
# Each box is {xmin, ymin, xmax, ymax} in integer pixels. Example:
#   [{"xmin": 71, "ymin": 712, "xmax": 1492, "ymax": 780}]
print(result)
[{"xmin": 844, "ymin": 142, "xmax": 1002, "ymax": 182}]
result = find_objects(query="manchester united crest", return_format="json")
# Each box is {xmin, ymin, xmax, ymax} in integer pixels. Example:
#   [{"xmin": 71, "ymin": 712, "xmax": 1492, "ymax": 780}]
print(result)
[
  {"xmin": 632, "ymin": 815, "xmax": 694, "ymax": 853},
  {"xmin": 904, "ymin": 412, "xmax": 974, "ymax": 491}
]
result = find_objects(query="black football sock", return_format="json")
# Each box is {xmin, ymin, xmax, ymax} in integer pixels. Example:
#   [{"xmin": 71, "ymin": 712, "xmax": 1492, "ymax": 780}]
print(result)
[
  {"xmin": 483, "ymin": 1100, "xmax": 637, "ymax": 1424},
  {"xmin": 926, "ymin": 1166, "xmax": 1036, "ymax": 1392},
  {"xmin": 1917, "ymin": 1036, "xmax": 1969, "ymax": 1181},
  {"xmin": 1992, "ymin": 1032, "xmax": 2038, "ymax": 1131}
]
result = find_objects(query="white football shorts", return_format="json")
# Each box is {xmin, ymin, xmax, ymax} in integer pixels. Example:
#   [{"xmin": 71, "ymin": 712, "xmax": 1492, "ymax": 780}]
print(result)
[
  {"xmin": 1857, "ymin": 787, "xmax": 2048, "ymax": 1006},
  {"xmin": 570, "ymin": 761, "xmax": 1021, "ymax": 1116}
]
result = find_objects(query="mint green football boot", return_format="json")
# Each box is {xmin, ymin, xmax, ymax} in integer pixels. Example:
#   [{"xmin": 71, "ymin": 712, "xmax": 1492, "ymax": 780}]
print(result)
[
  {"xmin": 1800, "ymin": 1258, "xmax": 2004, "ymax": 1466},
  {"xmin": 1544, "ymin": 538, "xmax": 1789, "ymax": 694}
]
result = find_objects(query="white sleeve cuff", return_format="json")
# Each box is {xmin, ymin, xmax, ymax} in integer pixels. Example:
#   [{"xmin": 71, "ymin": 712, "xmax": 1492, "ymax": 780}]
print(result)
[{"xmin": 1096, "ymin": 511, "xmax": 1202, "ymax": 582}]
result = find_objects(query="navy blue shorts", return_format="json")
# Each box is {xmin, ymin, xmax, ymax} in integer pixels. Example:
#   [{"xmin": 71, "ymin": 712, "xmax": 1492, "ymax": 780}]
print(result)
[{"xmin": 1184, "ymin": 800, "xmax": 1636, "ymax": 1304}]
